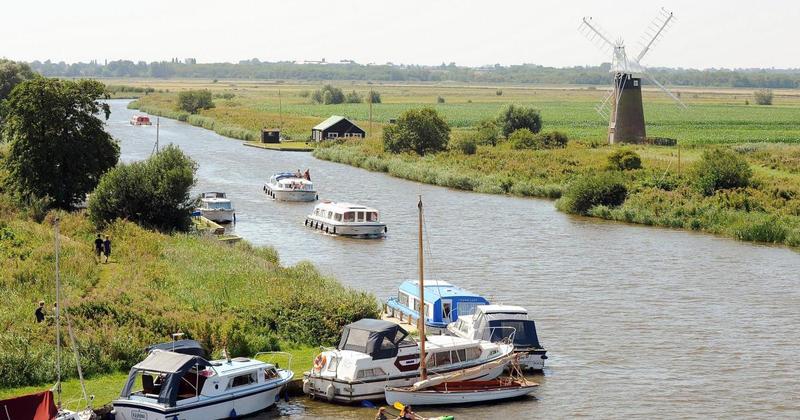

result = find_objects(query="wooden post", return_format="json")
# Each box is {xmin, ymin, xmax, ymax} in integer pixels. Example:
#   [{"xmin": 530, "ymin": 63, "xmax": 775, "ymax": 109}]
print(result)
[
  {"xmin": 417, "ymin": 196, "xmax": 427, "ymax": 380},
  {"xmin": 677, "ymin": 144, "xmax": 681, "ymax": 176},
  {"xmin": 368, "ymin": 96, "xmax": 373, "ymax": 139}
]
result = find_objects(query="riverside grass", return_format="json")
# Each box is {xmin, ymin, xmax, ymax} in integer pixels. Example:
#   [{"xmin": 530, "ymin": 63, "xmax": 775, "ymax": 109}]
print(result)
[{"xmin": 0, "ymin": 198, "xmax": 378, "ymax": 391}]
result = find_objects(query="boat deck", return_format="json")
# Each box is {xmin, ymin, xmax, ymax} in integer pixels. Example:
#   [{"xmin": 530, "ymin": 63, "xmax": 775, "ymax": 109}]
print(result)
[{"xmin": 380, "ymin": 312, "xmax": 418, "ymax": 333}]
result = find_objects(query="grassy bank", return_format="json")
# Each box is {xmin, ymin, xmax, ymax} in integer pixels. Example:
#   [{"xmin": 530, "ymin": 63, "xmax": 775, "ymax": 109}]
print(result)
[{"xmin": 0, "ymin": 196, "xmax": 378, "ymax": 393}]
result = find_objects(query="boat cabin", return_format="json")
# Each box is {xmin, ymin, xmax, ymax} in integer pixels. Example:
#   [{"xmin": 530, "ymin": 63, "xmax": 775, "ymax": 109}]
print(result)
[
  {"xmin": 146, "ymin": 339, "xmax": 207, "ymax": 358},
  {"xmin": 386, "ymin": 280, "xmax": 489, "ymax": 329},
  {"xmin": 337, "ymin": 319, "xmax": 412, "ymax": 360},
  {"xmin": 451, "ymin": 305, "xmax": 543, "ymax": 352},
  {"xmin": 130, "ymin": 115, "xmax": 152, "ymax": 125},
  {"xmin": 269, "ymin": 172, "xmax": 314, "ymax": 191},
  {"xmin": 311, "ymin": 201, "xmax": 380, "ymax": 224}
]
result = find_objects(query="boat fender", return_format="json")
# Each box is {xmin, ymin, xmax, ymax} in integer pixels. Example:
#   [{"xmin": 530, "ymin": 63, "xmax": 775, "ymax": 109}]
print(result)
[
  {"xmin": 384, "ymin": 226, "xmax": 388, "ymax": 233},
  {"xmin": 541, "ymin": 355, "xmax": 548, "ymax": 360},
  {"xmin": 332, "ymin": 226, "xmax": 336, "ymax": 234},
  {"xmin": 325, "ymin": 384, "xmax": 335, "ymax": 402},
  {"xmin": 263, "ymin": 186, "xmax": 266, "ymax": 192},
  {"xmin": 229, "ymin": 408, "xmax": 237, "ymax": 419},
  {"xmin": 316, "ymin": 194, "xmax": 319, "ymax": 200},
  {"xmin": 325, "ymin": 226, "xmax": 329, "ymax": 233},
  {"xmin": 305, "ymin": 219, "xmax": 308, "ymax": 226}
]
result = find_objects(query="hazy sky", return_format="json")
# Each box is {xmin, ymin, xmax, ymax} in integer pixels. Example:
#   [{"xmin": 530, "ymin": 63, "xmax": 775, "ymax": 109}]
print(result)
[{"xmin": 2, "ymin": 0, "xmax": 798, "ymax": 69}]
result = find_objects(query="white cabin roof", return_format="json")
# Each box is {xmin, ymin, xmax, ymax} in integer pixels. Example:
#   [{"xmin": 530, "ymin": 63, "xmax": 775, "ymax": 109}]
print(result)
[
  {"xmin": 476, "ymin": 305, "xmax": 528, "ymax": 314},
  {"xmin": 314, "ymin": 201, "xmax": 378, "ymax": 213},
  {"xmin": 211, "ymin": 357, "xmax": 271, "ymax": 376},
  {"xmin": 313, "ymin": 115, "xmax": 350, "ymax": 131}
]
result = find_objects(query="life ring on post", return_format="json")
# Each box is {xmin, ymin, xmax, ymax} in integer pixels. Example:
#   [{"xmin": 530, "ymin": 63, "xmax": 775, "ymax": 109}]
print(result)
[{"xmin": 313, "ymin": 354, "xmax": 327, "ymax": 372}]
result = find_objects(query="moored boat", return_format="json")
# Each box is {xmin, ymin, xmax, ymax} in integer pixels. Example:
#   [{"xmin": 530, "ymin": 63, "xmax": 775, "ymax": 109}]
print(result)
[
  {"xmin": 130, "ymin": 115, "xmax": 152, "ymax": 125},
  {"xmin": 447, "ymin": 305, "xmax": 548, "ymax": 371},
  {"xmin": 197, "ymin": 192, "xmax": 235, "ymax": 223},
  {"xmin": 385, "ymin": 280, "xmax": 489, "ymax": 333},
  {"xmin": 264, "ymin": 172, "xmax": 317, "ymax": 202},
  {"xmin": 305, "ymin": 201, "xmax": 386, "ymax": 238},
  {"xmin": 112, "ymin": 350, "xmax": 292, "ymax": 420}
]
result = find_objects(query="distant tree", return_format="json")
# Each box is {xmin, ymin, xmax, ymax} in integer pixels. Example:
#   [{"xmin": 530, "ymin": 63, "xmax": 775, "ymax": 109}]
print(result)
[
  {"xmin": 496, "ymin": 89, "xmax": 503, "ymax": 96},
  {"xmin": 345, "ymin": 90, "xmax": 362, "ymax": 103},
  {"xmin": 88, "ymin": 145, "xmax": 197, "ymax": 231},
  {"xmin": 310, "ymin": 90, "xmax": 323, "ymax": 103},
  {"xmin": 473, "ymin": 119, "xmax": 500, "ymax": 146},
  {"xmin": 754, "ymin": 89, "xmax": 773, "ymax": 105},
  {"xmin": 1, "ymin": 78, "xmax": 118, "ymax": 209},
  {"xmin": 497, "ymin": 104, "xmax": 542, "ymax": 137},
  {"xmin": 383, "ymin": 107, "xmax": 450, "ymax": 155},
  {"xmin": 367, "ymin": 90, "xmax": 381, "ymax": 104},
  {"xmin": 607, "ymin": 148, "xmax": 642, "ymax": 170},
  {"xmin": 311, "ymin": 85, "xmax": 345, "ymax": 105},
  {"xmin": 693, "ymin": 148, "xmax": 752, "ymax": 196},
  {"xmin": 437, "ymin": 96, "xmax": 445, "ymax": 104},
  {"xmin": 177, "ymin": 89, "xmax": 215, "ymax": 114},
  {"xmin": 0, "ymin": 59, "xmax": 36, "ymax": 102}
]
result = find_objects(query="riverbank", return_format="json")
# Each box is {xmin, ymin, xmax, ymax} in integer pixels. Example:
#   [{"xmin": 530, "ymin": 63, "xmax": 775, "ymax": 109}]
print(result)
[{"xmin": 0, "ymin": 195, "xmax": 377, "ymax": 396}]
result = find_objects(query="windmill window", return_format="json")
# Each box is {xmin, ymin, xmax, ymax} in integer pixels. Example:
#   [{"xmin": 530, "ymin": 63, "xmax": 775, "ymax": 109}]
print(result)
[{"xmin": 633, "ymin": 80, "xmax": 639, "ymax": 87}]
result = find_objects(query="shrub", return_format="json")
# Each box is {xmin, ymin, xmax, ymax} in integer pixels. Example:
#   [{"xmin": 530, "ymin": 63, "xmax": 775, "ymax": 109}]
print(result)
[
  {"xmin": 177, "ymin": 89, "xmax": 215, "ymax": 114},
  {"xmin": 496, "ymin": 89, "xmax": 503, "ymax": 96},
  {"xmin": 311, "ymin": 85, "xmax": 345, "ymax": 104},
  {"xmin": 345, "ymin": 90, "xmax": 362, "ymax": 103},
  {"xmin": 383, "ymin": 107, "xmax": 450, "ymax": 155},
  {"xmin": 607, "ymin": 148, "xmax": 642, "ymax": 170},
  {"xmin": 298, "ymin": 90, "xmax": 310, "ymax": 98},
  {"xmin": 557, "ymin": 173, "xmax": 628, "ymax": 215},
  {"xmin": 474, "ymin": 119, "xmax": 500, "ymax": 146},
  {"xmin": 693, "ymin": 148, "xmax": 752, "ymax": 196},
  {"xmin": 537, "ymin": 131, "xmax": 569, "ymax": 149},
  {"xmin": 367, "ymin": 90, "xmax": 381, "ymax": 104},
  {"xmin": 754, "ymin": 89, "xmax": 773, "ymax": 105},
  {"xmin": 509, "ymin": 128, "xmax": 540, "ymax": 150},
  {"xmin": 452, "ymin": 137, "xmax": 477, "ymax": 155},
  {"xmin": 437, "ymin": 96, "xmax": 446, "ymax": 104},
  {"xmin": 88, "ymin": 145, "xmax": 197, "ymax": 231},
  {"xmin": 498, "ymin": 104, "xmax": 542, "ymax": 137}
]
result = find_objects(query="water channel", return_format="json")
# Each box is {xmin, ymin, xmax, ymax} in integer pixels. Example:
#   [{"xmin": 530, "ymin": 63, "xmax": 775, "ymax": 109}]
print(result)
[{"xmin": 109, "ymin": 100, "xmax": 799, "ymax": 419}]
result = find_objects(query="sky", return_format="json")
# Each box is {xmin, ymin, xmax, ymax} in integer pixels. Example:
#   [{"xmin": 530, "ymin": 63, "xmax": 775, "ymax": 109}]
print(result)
[{"xmin": 2, "ymin": 0, "xmax": 798, "ymax": 69}]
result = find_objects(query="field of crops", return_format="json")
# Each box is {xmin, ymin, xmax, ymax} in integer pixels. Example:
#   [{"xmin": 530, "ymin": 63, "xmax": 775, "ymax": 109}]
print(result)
[{"xmin": 121, "ymin": 80, "xmax": 800, "ymax": 145}]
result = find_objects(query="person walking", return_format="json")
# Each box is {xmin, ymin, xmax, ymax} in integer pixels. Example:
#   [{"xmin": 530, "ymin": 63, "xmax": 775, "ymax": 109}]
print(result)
[
  {"xmin": 103, "ymin": 235, "xmax": 112, "ymax": 263},
  {"xmin": 94, "ymin": 234, "xmax": 103, "ymax": 262},
  {"xmin": 35, "ymin": 301, "xmax": 45, "ymax": 323}
]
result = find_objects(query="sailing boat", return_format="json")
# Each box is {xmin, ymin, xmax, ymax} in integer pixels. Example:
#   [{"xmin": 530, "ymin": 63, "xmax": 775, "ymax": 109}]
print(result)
[
  {"xmin": 0, "ymin": 219, "xmax": 94, "ymax": 420},
  {"xmin": 384, "ymin": 197, "xmax": 538, "ymax": 406}
]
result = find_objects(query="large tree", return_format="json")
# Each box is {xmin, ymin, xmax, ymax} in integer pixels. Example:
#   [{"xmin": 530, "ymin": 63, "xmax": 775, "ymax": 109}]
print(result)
[
  {"xmin": 88, "ymin": 145, "xmax": 197, "ymax": 231},
  {"xmin": 497, "ymin": 104, "xmax": 542, "ymax": 138},
  {"xmin": 0, "ymin": 59, "xmax": 36, "ymax": 102},
  {"xmin": 1, "ymin": 78, "xmax": 119, "ymax": 208},
  {"xmin": 383, "ymin": 107, "xmax": 450, "ymax": 155}
]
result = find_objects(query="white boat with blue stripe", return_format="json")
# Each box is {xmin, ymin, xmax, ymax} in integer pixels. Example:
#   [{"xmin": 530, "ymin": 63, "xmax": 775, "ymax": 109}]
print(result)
[{"xmin": 112, "ymin": 350, "xmax": 292, "ymax": 420}]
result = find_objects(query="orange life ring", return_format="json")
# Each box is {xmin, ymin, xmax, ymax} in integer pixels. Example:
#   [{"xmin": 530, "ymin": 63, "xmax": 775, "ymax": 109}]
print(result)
[{"xmin": 313, "ymin": 354, "xmax": 327, "ymax": 372}]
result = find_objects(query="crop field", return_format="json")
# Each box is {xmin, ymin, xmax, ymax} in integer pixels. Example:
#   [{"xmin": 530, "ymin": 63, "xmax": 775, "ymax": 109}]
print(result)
[{"xmin": 118, "ymin": 79, "xmax": 800, "ymax": 145}]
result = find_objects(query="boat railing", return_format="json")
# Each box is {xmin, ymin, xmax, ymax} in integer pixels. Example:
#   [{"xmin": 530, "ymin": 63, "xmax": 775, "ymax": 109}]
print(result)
[
  {"xmin": 487, "ymin": 326, "xmax": 517, "ymax": 347},
  {"xmin": 253, "ymin": 351, "xmax": 294, "ymax": 371}
]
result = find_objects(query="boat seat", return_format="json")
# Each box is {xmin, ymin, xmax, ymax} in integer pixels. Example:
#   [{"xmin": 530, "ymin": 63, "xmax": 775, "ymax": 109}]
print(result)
[{"xmin": 142, "ymin": 374, "xmax": 156, "ymax": 394}]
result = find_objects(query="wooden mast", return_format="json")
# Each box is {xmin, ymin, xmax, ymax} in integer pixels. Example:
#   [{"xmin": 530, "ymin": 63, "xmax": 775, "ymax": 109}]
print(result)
[
  {"xmin": 54, "ymin": 218, "xmax": 62, "ymax": 408},
  {"xmin": 417, "ymin": 196, "xmax": 427, "ymax": 380}
]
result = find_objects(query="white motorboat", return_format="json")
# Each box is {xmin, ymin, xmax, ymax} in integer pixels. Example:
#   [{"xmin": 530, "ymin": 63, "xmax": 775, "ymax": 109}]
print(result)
[
  {"xmin": 264, "ymin": 172, "xmax": 317, "ymax": 202},
  {"xmin": 447, "ymin": 305, "xmax": 548, "ymax": 371},
  {"xmin": 301, "ymin": 319, "xmax": 513, "ymax": 403},
  {"xmin": 113, "ymin": 350, "xmax": 292, "ymax": 420},
  {"xmin": 305, "ymin": 201, "xmax": 386, "ymax": 238},
  {"xmin": 130, "ymin": 115, "xmax": 152, "ymax": 125},
  {"xmin": 198, "ymin": 192, "xmax": 235, "ymax": 223}
]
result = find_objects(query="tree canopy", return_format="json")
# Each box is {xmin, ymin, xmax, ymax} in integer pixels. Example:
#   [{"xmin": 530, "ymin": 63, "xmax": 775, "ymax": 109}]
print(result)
[
  {"xmin": 1, "ymin": 78, "xmax": 118, "ymax": 208},
  {"xmin": 88, "ymin": 145, "xmax": 197, "ymax": 231},
  {"xmin": 383, "ymin": 107, "xmax": 450, "ymax": 155},
  {"xmin": 0, "ymin": 59, "xmax": 36, "ymax": 102},
  {"xmin": 177, "ymin": 89, "xmax": 215, "ymax": 113},
  {"xmin": 498, "ymin": 104, "xmax": 542, "ymax": 138}
]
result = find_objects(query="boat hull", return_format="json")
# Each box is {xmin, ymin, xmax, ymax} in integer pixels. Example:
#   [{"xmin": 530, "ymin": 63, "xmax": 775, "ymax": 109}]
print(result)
[
  {"xmin": 199, "ymin": 208, "xmax": 234, "ymax": 223},
  {"xmin": 267, "ymin": 188, "xmax": 317, "ymax": 202},
  {"xmin": 384, "ymin": 382, "xmax": 537, "ymax": 406},
  {"xmin": 305, "ymin": 218, "xmax": 386, "ymax": 238},
  {"xmin": 113, "ymin": 376, "xmax": 289, "ymax": 420},
  {"xmin": 302, "ymin": 363, "xmax": 505, "ymax": 404},
  {"xmin": 519, "ymin": 350, "xmax": 547, "ymax": 371}
]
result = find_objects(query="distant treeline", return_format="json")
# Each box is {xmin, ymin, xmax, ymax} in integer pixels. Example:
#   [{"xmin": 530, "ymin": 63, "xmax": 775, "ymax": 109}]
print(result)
[{"xmin": 26, "ymin": 59, "xmax": 800, "ymax": 88}]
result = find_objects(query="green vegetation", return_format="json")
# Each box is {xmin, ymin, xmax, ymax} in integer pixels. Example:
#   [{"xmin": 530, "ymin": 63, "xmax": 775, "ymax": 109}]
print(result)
[
  {"xmin": 2, "ymin": 78, "xmax": 119, "ymax": 209},
  {"xmin": 509, "ymin": 128, "xmax": 538, "ymax": 149},
  {"xmin": 177, "ymin": 89, "xmax": 214, "ymax": 114},
  {"xmin": 498, "ymin": 104, "xmax": 542, "ymax": 137},
  {"xmin": 0, "ymin": 202, "xmax": 378, "ymax": 391},
  {"xmin": 367, "ymin": 90, "xmax": 381, "ymax": 104},
  {"xmin": 0, "ymin": 59, "xmax": 36, "ymax": 102},
  {"xmin": 692, "ymin": 148, "xmax": 752, "ymax": 195},
  {"xmin": 607, "ymin": 148, "xmax": 643, "ymax": 171},
  {"xmin": 88, "ymin": 145, "xmax": 197, "ymax": 231},
  {"xmin": 754, "ymin": 89, "xmax": 774, "ymax": 105},
  {"xmin": 557, "ymin": 173, "xmax": 628, "ymax": 215},
  {"xmin": 383, "ymin": 107, "xmax": 450, "ymax": 155}
]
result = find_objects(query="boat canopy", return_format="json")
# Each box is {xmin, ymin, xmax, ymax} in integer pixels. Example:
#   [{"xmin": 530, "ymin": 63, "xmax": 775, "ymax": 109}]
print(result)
[
  {"xmin": 478, "ymin": 314, "xmax": 542, "ymax": 350},
  {"xmin": 146, "ymin": 339, "xmax": 207, "ymax": 358},
  {"xmin": 337, "ymin": 319, "xmax": 409, "ymax": 360},
  {"xmin": 272, "ymin": 172, "xmax": 300, "ymax": 181},
  {"xmin": 121, "ymin": 350, "xmax": 212, "ymax": 407}
]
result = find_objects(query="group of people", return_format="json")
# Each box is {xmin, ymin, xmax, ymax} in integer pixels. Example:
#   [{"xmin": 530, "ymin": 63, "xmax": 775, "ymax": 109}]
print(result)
[
  {"xmin": 295, "ymin": 169, "xmax": 311, "ymax": 181},
  {"xmin": 375, "ymin": 405, "xmax": 417, "ymax": 420},
  {"xmin": 34, "ymin": 301, "xmax": 59, "ymax": 323},
  {"xmin": 94, "ymin": 234, "xmax": 112, "ymax": 263}
]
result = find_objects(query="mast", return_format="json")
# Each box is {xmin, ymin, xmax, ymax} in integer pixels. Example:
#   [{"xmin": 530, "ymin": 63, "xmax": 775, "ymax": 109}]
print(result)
[
  {"xmin": 417, "ymin": 196, "xmax": 427, "ymax": 380},
  {"xmin": 54, "ymin": 218, "xmax": 62, "ymax": 408},
  {"xmin": 368, "ymin": 95, "xmax": 373, "ymax": 138},
  {"xmin": 156, "ymin": 117, "xmax": 160, "ymax": 153},
  {"xmin": 278, "ymin": 89, "xmax": 283, "ymax": 133}
]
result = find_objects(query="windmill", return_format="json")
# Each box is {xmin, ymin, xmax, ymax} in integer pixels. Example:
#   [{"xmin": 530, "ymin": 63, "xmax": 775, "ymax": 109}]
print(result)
[{"xmin": 579, "ymin": 8, "xmax": 686, "ymax": 144}]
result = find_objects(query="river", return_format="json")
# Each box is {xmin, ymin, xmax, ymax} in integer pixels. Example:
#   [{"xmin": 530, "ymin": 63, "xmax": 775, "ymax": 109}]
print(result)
[{"xmin": 108, "ymin": 100, "xmax": 799, "ymax": 419}]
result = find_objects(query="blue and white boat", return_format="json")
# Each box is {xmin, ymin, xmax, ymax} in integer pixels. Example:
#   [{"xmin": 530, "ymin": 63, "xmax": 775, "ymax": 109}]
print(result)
[
  {"xmin": 264, "ymin": 172, "xmax": 317, "ymax": 202},
  {"xmin": 385, "ymin": 280, "xmax": 489, "ymax": 331}
]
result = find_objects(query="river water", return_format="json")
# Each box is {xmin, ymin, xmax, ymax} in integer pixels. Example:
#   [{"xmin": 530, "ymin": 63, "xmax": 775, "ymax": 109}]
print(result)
[{"xmin": 108, "ymin": 100, "xmax": 799, "ymax": 419}]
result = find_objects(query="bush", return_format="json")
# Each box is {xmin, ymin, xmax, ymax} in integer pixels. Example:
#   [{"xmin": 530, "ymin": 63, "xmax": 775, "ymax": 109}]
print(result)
[
  {"xmin": 537, "ymin": 131, "xmax": 569, "ymax": 149},
  {"xmin": 557, "ymin": 173, "xmax": 628, "ymax": 215},
  {"xmin": 607, "ymin": 148, "xmax": 642, "ymax": 170},
  {"xmin": 474, "ymin": 119, "xmax": 500, "ymax": 146},
  {"xmin": 496, "ymin": 89, "xmax": 503, "ymax": 96},
  {"xmin": 345, "ymin": 90, "xmax": 362, "ymax": 103},
  {"xmin": 383, "ymin": 107, "xmax": 450, "ymax": 155},
  {"xmin": 509, "ymin": 128, "xmax": 540, "ymax": 150},
  {"xmin": 367, "ymin": 90, "xmax": 381, "ymax": 104},
  {"xmin": 754, "ymin": 89, "xmax": 773, "ymax": 105},
  {"xmin": 693, "ymin": 148, "xmax": 752, "ymax": 196},
  {"xmin": 437, "ymin": 96, "xmax": 445, "ymax": 104},
  {"xmin": 452, "ymin": 137, "xmax": 477, "ymax": 155},
  {"xmin": 311, "ymin": 85, "xmax": 345, "ymax": 104},
  {"xmin": 498, "ymin": 104, "xmax": 542, "ymax": 137},
  {"xmin": 177, "ymin": 89, "xmax": 215, "ymax": 114},
  {"xmin": 88, "ymin": 145, "xmax": 197, "ymax": 231}
]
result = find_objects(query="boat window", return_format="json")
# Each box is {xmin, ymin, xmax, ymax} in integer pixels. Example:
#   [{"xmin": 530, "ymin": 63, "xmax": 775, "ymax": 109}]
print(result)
[
  {"xmin": 367, "ymin": 212, "xmax": 378, "ymax": 222},
  {"xmin": 356, "ymin": 212, "xmax": 365, "ymax": 222},
  {"xmin": 325, "ymin": 211, "xmax": 332, "ymax": 219},
  {"xmin": 264, "ymin": 368, "xmax": 279, "ymax": 380},
  {"xmin": 425, "ymin": 304, "xmax": 432, "ymax": 319},
  {"xmin": 334, "ymin": 213, "xmax": 342, "ymax": 222},
  {"xmin": 451, "ymin": 349, "xmax": 467, "ymax": 364},
  {"xmin": 327, "ymin": 356, "xmax": 339, "ymax": 372},
  {"xmin": 343, "ymin": 212, "xmax": 355, "ymax": 222},
  {"xmin": 356, "ymin": 367, "xmax": 386, "ymax": 379},
  {"xmin": 342, "ymin": 328, "xmax": 371, "ymax": 352},
  {"xmin": 457, "ymin": 302, "xmax": 480, "ymax": 317},
  {"xmin": 229, "ymin": 372, "xmax": 257, "ymax": 389},
  {"xmin": 465, "ymin": 346, "xmax": 482, "ymax": 361},
  {"xmin": 398, "ymin": 292, "xmax": 409, "ymax": 307},
  {"xmin": 433, "ymin": 351, "xmax": 451, "ymax": 367},
  {"xmin": 489, "ymin": 320, "xmax": 540, "ymax": 348},
  {"xmin": 412, "ymin": 298, "xmax": 419, "ymax": 314},
  {"xmin": 442, "ymin": 302, "xmax": 452, "ymax": 320}
]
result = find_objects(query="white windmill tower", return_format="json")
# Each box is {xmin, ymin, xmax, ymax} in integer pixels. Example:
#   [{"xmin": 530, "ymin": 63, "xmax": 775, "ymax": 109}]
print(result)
[{"xmin": 579, "ymin": 8, "xmax": 686, "ymax": 144}]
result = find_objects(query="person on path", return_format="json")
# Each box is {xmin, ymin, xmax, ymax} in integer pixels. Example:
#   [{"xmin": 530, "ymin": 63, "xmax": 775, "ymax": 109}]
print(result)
[
  {"xmin": 35, "ymin": 301, "xmax": 45, "ymax": 323},
  {"xmin": 103, "ymin": 235, "xmax": 112, "ymax": 263},
  {"xmin": 94, "ymin": 234, "xmax": 103, "ymax": 262}
]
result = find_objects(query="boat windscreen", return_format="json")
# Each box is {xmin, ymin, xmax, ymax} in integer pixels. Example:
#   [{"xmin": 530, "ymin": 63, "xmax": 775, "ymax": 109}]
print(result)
[
  {"xmin": 488, "ymin": 320, "xmax": 541, "ymax": 349},
  {"xmin": 337, "ymin": 319, "xmax": 408, "ymax": 359}
]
